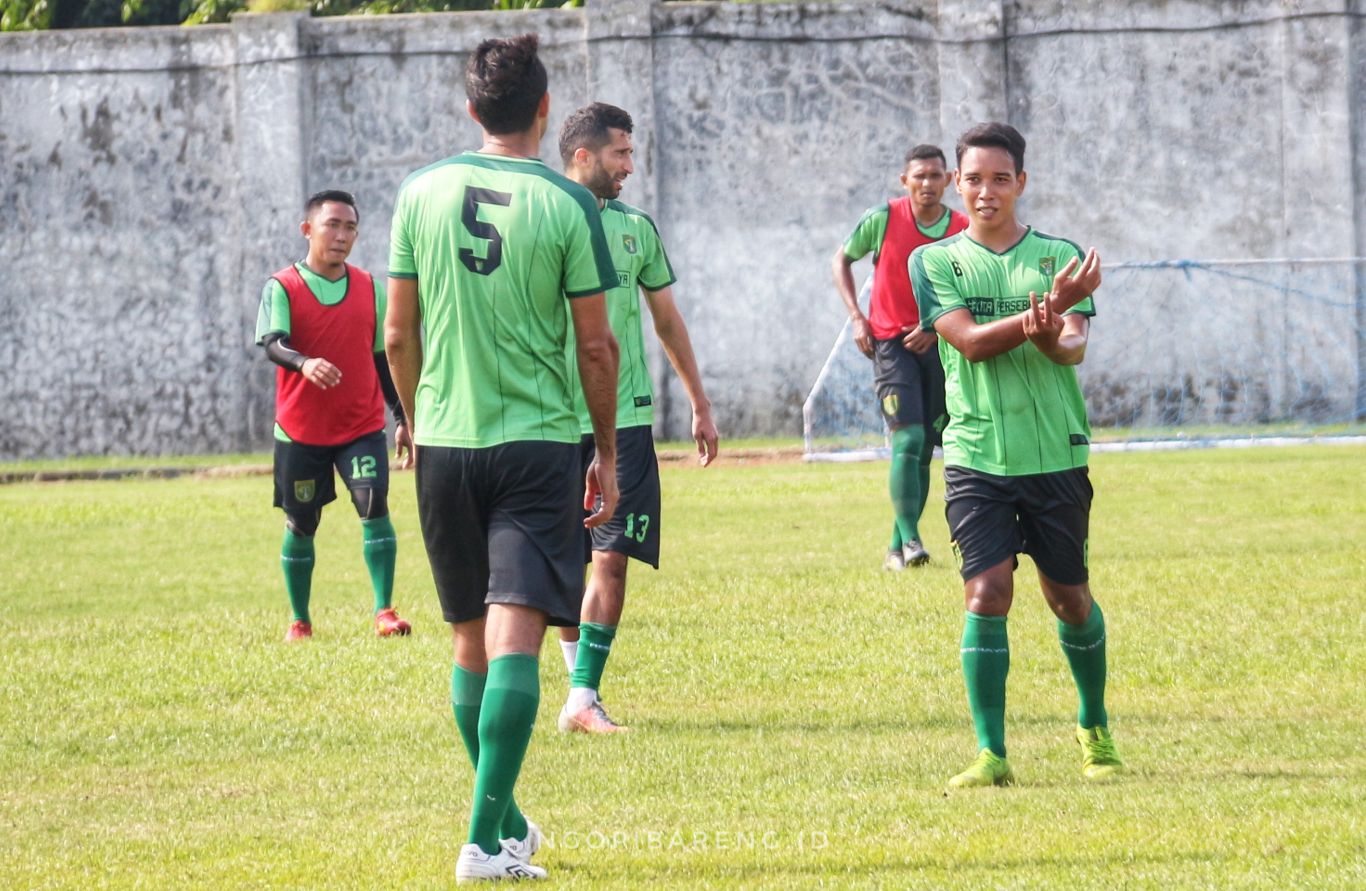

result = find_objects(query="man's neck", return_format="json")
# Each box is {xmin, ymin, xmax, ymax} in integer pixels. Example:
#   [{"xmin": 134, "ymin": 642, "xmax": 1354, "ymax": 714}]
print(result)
[
  {"xmin": 303, "ymin": 256, "xmax": 346, "ymax": 281},
  {"xmin": 479, "ymin": 129, "xmax": 541, "ymax": 160},
  {"xmin": 967, "ymin": 219, "xmax": 1028, "ymax": 253},
  {"xmin": 911, "ymin": 203, "xmax": 947, "ymax": 228}
]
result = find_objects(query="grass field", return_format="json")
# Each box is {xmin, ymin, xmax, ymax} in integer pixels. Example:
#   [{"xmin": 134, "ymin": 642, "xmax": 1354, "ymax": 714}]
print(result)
[{"xmin": 2, "ymin": 445, "xmax": 1364, "ymax": 889}]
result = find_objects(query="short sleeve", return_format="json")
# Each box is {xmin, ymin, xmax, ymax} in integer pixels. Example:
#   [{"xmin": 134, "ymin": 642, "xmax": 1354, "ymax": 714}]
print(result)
[
  {"xmin": 387, "ymin": 187, "xmax": 417, "ymax": 280},
  {"xmin": 562, "ymin": 195, "xmax": 618, "ymax": 299},
  {"xmin": 910, "ymin": 247, "xmax": 962, "ymax": 331},
  {"xmin": 373, "ymin": 276, "xmax": 387, "ymax": 352},
  {"xmin": 254, "ymin": 279, "xmax": 291, "ymax": 344},
  {"xmin": 638, "ymin": 219, "xmax": 677, "ymax": 292},
  {"xmin": 841, "ymin": 205, "xmax": 888, "ymax": 261}
]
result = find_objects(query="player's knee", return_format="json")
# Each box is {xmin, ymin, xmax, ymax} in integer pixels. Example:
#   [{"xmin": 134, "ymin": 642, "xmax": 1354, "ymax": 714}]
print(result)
[
  {"xmin": 286, "ymin": 511, "xmax": 320, "ymax": 537},
  {"xmin": 891, "ymin": 424, "xmax": 925, "ymax": 455},
  {"xmin": 349, "ymin": 486, "xmax": 388, "ymax": 520}
]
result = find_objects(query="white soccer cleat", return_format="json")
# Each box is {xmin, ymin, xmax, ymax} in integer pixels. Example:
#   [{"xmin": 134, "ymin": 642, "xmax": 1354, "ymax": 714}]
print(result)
[
  {"xmin": 902, "ymin": 540, "xmax": 931, "ymax": 566},
  {"xmin": 501, "ymin": 818, "xmax": 542, "ymax": 862},
  {"xmin": 455, "ymin": 843, "xmax": 547, "ymax": 882},
  {"xmin": 883, "ymin": 549, "xmax": 907, "ymax": 571}
]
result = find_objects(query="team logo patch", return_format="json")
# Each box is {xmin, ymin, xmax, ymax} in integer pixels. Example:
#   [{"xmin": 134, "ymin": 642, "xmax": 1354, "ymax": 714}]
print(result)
[
  {"xmin": 882, "ymin": 394, "xmax": 899, "ymax": 417},
  {"xmin": 1040, "ymin": 256, "xmax": 1057, "ymax": 277},
  {"xmin": 622, "ymin": 234, "xmax": 638, "ymax": 255},
  {"xmin": 294, "ymin": 479, "xmax": 316, "ymax": 503}
]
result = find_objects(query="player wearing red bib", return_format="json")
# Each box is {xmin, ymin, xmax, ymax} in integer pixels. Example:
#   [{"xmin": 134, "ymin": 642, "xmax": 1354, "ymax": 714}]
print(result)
[
  {"xmin": 834, "ymin": 145, "xmax": 968, "ymax": 570},
  {"xmin": 255, "ymin": 190, "xmax": 413, "ymax": 642}
]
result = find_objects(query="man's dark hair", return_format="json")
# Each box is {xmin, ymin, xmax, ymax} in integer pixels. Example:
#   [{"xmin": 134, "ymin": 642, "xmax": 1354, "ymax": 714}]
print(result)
[
  {"xmin": 904, "ymin": 144, "xmax": 947, "ymax": 168},
  {"xmin": 955, "ymin": 122, "xmax": 1026, "ymax": 174},
  {"xmin": 558, "ymin": 102, "xmax": 634, "ymax": 167},
  {"xmin": 465, "ymin": 33, "xmax": 548, "ymax": 136},
  {"xmin": 306, "ymin": 189, "xmax": 358, "ymax": 221}
]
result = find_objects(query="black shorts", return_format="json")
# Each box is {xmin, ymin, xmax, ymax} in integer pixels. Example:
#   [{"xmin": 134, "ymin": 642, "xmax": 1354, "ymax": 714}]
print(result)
[
  {"xmin": 873, "ymin": 337, "xmax": 947, "ymax": 445},
  {"xmin": 273, "ymin": 430, "xmax": 388, "ymax": 515},
  {"xmin": 944, "ymin": 465, "xmax": 1092, "ymax": 585},
  {"xmin": 415, "ymin": 440, "xmax": 583, "ymax": 627},
  {"xmin": 579, "ymin": 425, "xmax": 661, "ymax": 568}
]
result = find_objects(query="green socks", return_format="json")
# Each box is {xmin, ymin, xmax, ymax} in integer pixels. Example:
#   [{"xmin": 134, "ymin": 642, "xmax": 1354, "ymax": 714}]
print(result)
[
  {"xmin": 569, "ymin": 622, "xmax": 617, "ymax": 695},
  {"xmin": 280, "ymin": 528, "xmax": 315, "ymax": 623},
  {"xmin": 889, "ymin": 425, "xmax": 927, "ymax": 544},
  {"xmin": 467, "ymin": 654, "xmax": 540, "ymax": 855},
  {"xmin": 961, "ymin": 612, "xmax": 1010, "ymax": 757},
  {"xmin": 451, "ymin": 665, "xmax": 529, "ymax": 848},
  {"xmin": 1058, "ymin": 600, "xmax": 1108, "ymax": 729},
  {"xmin": 360, "ymin": 515, "xmax": 398, "ymax": 612}
]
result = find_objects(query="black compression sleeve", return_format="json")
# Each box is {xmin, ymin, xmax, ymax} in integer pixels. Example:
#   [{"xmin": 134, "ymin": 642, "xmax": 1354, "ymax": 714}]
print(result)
[
  {"xmin": 374, "ymin": 352, "xmax": 405, "ymax": 425},
  {"xmin": 262, "ymin": 333, "xmax": 308, "ymax": 372}
]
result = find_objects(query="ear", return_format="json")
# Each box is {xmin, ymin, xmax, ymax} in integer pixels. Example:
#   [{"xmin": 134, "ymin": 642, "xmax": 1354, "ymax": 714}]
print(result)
[
  {"xmin": 465, "ymin": 99, "xmax": 480, "ymax": 126},
  {"xmin": 953, "ymin": 169, "xmax": 964, "ymax": 193},
  {"xmin": 899, "ymin": 170, "xmax": 910, "ymax": 189},
  {"xmin": 572, "ymin": 146, "xmax": 593, "ymax": 168},
  {"xmin": 538, "ymin": 91, "xmax": 550, "ymax": 120},
  {"xmin": 1016, "ymin": 170, "xmax": 1027, "ymax": 195},
  {"xmin": 300, "ymin": 219, "xmax": 311, "ymax": 238}
]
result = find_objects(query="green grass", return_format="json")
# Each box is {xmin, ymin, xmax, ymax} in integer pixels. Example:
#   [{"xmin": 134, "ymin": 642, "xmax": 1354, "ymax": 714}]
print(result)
[{"xmin": 2, "ymin": 446, "xmax": 1364, "ymax": 888}]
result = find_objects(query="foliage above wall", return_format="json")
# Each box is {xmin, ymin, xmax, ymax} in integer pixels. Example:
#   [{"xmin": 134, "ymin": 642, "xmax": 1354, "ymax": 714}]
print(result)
[{"xmin": 0, "ymin": 0, "xmax": 578, "ymax": 30}]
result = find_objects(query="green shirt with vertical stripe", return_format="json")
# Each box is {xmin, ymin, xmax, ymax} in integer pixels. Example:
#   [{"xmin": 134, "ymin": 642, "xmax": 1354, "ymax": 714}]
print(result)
[
  {"xmin": 909, "ymin": 228, "xmax": 1096, "ymax": 476},
  {"xmin": 563, "ymin": 199, "xmax": 677, "ymax": 434},
  {"xmin": 387, "ymin": 152, "xmax": 617, "ymax": 448}
]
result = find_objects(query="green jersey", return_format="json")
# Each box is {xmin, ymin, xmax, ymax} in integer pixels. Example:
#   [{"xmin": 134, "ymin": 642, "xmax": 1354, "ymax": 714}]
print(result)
[
  {"xmin": 388, "ymin": 152, "xmax": 617, "ymax": 448},
  {"xmin": 564, "ymin": 199, "xmax": 676, "ymax": 434},
  {"xmin": 910, "ymin": 228, "xmax": 1096, "ymax": 476},
  {"xmin": 254, "ymin": 262, "xmax": 386, "ymax": 443}
]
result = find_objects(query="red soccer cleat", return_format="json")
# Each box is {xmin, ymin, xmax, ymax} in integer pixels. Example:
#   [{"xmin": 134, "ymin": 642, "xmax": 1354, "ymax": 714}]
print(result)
[
  {"xmin": 374, "ymin": 607, "xmax": 411, "ymax": 638},
  {"xmin": 284, "ymin": 620, "xmax": 312, "ymax": 642}
]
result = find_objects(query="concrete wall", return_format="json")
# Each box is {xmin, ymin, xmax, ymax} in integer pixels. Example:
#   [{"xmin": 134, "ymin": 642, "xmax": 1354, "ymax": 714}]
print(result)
[{"xmin": 0, "ymin": 0, "xmax": 1362, "ymax": 458}]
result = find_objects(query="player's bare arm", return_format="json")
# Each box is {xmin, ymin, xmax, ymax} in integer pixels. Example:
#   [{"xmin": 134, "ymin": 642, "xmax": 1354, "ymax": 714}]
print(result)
[
  {"xmin": 643, "ymin": 284, "xmax": 719, "ymax": 466},
  {"xmin": 1023, "ymin": 293, "xmax": 1089, "ymax": 365},
  {"xmin": 570, "ymin": 292, "xmax": 620, "ymax": 527},
  {"xmin": 832, "ymin": 248, "xmax": 875, "ymax": 358},
  {"xmin": 383, "ymin": 277, "xmax": 423, "ymax": 439}
]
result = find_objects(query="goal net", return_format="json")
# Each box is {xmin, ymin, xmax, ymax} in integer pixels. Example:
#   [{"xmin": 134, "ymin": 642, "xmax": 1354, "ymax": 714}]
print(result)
[{"xmin": 803, "ymin": 258, "xmax": 1365, "ymax": 461}]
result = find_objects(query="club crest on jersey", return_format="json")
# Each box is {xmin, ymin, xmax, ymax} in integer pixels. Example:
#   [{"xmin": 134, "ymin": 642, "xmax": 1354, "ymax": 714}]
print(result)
[
  {"xmin": 882, "ymin": 394, "xmax": 899, "ymax": 417},
  {"xmin": 294, "ymin": 480, "xmax": 316, "ymax": 503},
  {"xmin": 1040, "ymin": 256, "xmax": 1057, "ymax": 277},
  {"xmin": 622, "ymin": 234, "xmax": 638, "ymax": 255}
]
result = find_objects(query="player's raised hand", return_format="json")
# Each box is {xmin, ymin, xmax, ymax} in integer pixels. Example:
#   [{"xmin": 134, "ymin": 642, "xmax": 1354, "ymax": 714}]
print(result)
[
  {"xmin": 1023, "ymin": 291, "xmax": 1063, "ymax": 353},
  {"xmin": 393, "ymin": 421, "xmax": 414, "ymax": 470},
  {"xmin": 301, "ymin": 356, "xmax": 343, "ymax": 389},
  {"xmin": 1047, "ymin": 247, "xmax": 1101, "ymax": 313},
  {"xmin": 583, "ymin": 456, "xmax": 619, "ymax": 528},
  {"xmin": 693, "ymin": 409, "xmax": 719, "ymax": 467}
]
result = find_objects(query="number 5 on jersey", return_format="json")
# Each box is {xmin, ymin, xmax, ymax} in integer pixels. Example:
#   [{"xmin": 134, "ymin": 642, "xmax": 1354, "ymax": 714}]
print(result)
[{"xmin": 459, "ymin": 187, "xmax": 512, "ymax": 276}]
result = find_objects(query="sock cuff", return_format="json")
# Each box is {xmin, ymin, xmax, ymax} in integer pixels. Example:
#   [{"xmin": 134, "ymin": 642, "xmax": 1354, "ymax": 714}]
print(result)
[
  {"xmin": 451, "ymin": 664, "xmax": 487, "ymax": 707},
  {"xmin": 580, "ymin": 622, "xmax": 617, "ymax": 644},
  {"xmin": 964, "ymin": 612, "xmax": 1007, "ymax": 627},
  {"xmin": 1058, "ymin": 600, "xmax": 1105, "ymax": 643},
  {"xmin": 282, "ymin": 528, "xmax": 315, "ymax": 557},
  {"xmin": 361, "ymin": 515, "xmax": 396, "ymax": 536},
  {"xmin": 487, "ymin": 653, "xmax": 540, "ymax": 696}
]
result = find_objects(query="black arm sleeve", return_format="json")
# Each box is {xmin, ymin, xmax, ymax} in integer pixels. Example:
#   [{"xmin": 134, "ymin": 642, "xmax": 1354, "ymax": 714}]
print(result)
[
  {"xmin": 374, "ymin": 352, "xmax": 405, "ymax": 425},
  {"xmin": 261, "ymin": 333, "xmax": 308, "ymax": 372}
]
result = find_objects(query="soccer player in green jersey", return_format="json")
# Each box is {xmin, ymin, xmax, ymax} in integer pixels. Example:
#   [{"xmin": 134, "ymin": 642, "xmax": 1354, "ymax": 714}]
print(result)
[
  {"xmin": 908, "ymin": 122, "xmax": 1122, "ymax": 788},
  {"xmin": 384, "ymin": 35, "xmax": 620, "ymax": 883},
  {"xmin": 254, "ymin": 190, "xmax": 414, "ymax": 643},
  {"xmin": 834, "ymin": 145, "xmax": 968, "ymax": 570},
  {"xmin": 552, "ymin": 102, "xmax": 720, "ymax": 734}
]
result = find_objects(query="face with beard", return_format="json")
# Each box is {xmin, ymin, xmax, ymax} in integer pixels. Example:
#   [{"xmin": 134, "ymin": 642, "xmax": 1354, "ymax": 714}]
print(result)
[{"xmin": 580, "ymin": 127, "xmax": 635, "ymax": 200}]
